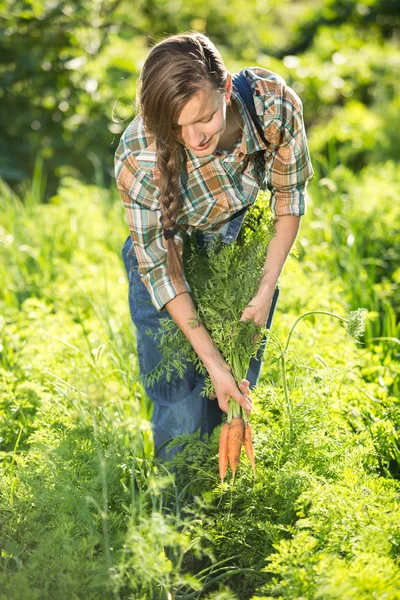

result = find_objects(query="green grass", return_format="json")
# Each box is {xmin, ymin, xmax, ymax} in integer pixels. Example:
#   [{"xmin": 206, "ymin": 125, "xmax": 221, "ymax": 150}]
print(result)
[{"xmin": 0, "ymin": 166, "xmax": 399, "ymax": 598}]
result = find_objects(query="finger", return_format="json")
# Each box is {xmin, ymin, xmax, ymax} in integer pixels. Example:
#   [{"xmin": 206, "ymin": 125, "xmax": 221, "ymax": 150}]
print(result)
[
  {"xmin": 239, "ymin": 380, "xmax": 250, "ymax": 391},
  {"xmin": 217, "ymin": 396, "xmax": 229, "ymax": 413},
  {"xmin": 220, "ymin": 403, "xmax": 229, "ymax": 414},
  {"xmin": 245, "ymin": 395, "xmax": 252, "ymax": 406},
  {"xmin": 234, "ymin": 390, "xmax": 252, "ymax": 412},
  {"xmin": 243, "ymin": 399, "xmax": 252, "ymax": 417},
  {"xmin": 239, "ymin": 382, "xmax": 250, "ymax": 395}
]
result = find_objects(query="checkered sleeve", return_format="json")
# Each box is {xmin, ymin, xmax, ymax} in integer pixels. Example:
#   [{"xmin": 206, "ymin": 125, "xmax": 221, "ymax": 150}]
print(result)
[
  {"xmin": 266, "ymin": 83, "xmax": 315, "ymax": 217},
  {"xmin": 114, "ymin": 141, "xmax": 191, "ymax": 312}
]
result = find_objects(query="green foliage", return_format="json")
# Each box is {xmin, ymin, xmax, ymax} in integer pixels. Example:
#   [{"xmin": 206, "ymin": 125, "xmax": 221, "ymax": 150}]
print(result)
[
  {"xmin": 1, "ymin": 3, "xmax": 400, "ymax": 597},
  {"xmin": 165, "ymin": 340, "xmax": 400, "ymax": 597},
  {"xmin": 143, "ymin": 193, "xmax": 276, "ymax": 408},
  {"xmin": 0, "ymin": 0, "xmax": 147, "ymax": 195},
  {"xmin": 0, "ymin": 397, "xmax": 210, "ymax": 599},
  {"xmin": 297, "ymin": 159, "xmax": 400, "ymax": 376},
  {"xmin": 164, "ymin": 311, "xmax": 399, "ymax": 597},
  {"xmin": 259, "ymin": 473, "xmax": 400, "ymax": 599},
  {"xmin": 0, "ymin": 168, "xmax": 400, "ymax": 597}
]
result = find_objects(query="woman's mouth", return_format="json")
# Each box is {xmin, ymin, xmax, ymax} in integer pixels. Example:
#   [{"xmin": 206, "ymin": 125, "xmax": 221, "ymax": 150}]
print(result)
[{"xmin": 191, "ymin": 135, "xmax": 213, "ymax": 151}]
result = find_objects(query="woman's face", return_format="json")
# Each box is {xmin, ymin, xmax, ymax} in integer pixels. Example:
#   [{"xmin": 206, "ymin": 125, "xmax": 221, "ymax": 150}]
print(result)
[{"xmin": 174, "ymin": 83, "xmax": 228, "ymax": 155}]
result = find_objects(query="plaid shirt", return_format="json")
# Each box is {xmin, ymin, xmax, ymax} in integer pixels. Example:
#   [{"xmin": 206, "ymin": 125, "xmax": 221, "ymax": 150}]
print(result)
[{"xmin": 114, "ymin": 66, "xmax": 314, "ymax": 311}]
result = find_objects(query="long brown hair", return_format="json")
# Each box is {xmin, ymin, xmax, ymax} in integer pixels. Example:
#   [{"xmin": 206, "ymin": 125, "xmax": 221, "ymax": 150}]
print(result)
[{"xmin": 136, "ymin": 31, "xmax": 230, "ymax": 283}]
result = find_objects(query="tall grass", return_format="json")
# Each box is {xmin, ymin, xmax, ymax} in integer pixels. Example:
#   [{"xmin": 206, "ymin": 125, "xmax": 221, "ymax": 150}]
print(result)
[
  {"xmin": 0, "ymin": 165, "xmax": 399, "ymax": 598},
  {"xmin": 299, "ymin": 156, "xmax": 400, "ymax": 393}
]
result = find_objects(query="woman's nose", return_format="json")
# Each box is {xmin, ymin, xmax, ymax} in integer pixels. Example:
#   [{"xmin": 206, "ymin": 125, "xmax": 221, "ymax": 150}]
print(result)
[{"xmin": 185, "ymin": 125, "xmax": 206, "ymax": 147}]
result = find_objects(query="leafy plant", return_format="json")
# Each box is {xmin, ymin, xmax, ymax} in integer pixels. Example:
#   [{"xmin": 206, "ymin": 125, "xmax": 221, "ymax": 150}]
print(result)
[{"xmin": 143, "ymin": 192, "xmax": 277, "ymax": 410}]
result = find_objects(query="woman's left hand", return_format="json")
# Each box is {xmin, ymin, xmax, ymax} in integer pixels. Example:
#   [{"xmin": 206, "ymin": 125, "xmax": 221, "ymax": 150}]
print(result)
[
  {"xmin": 208, "ymin": 292, "xmax": 273, "ymax": 401},
  {"xmin": 240, "ymin": 291, "xmax": 273, "ymax": 328}
]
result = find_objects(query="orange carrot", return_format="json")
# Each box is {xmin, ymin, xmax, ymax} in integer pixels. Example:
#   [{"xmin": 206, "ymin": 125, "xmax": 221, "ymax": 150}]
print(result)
[
  {"xmin": 228, "ymin": 417, "xmax": 245, "ymax": 478},
  {"xmin": 219, "ymin": 422, "xmax": 230, "ymax": 482},
  {"xmin": 243, "ymin": 422, "xmax": 256, "ymax": 477}
]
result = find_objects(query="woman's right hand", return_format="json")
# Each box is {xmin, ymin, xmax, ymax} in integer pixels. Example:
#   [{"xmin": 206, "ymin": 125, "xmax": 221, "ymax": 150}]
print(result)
[{"xmin": 207, "ymin": 360, "xmax": 252, "ymax": 416}]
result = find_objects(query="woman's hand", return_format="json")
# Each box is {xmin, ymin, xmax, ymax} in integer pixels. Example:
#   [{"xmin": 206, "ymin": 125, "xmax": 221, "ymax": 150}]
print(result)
[
  {"xmin": 240, "ymin": 290, "xmax": 273, "ymax": 327},
  {"xmin": 208, "ymin": 361, "xmax": 252, "ymax": 416}
]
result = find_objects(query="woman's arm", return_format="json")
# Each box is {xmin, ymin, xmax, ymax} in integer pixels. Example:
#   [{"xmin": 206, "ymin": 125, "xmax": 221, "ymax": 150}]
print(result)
[
  {"xmin": 165, "ymin": 290, "xmax": 224, "ymax": 370},
  {"xmin": 239, "ymin": 215, "xmax": 300, "ymax": 326},
  {"xmin": 240, "ymin": 76, "xmax": 313, "ymax": 325},
  {"xmin": 165, "ymin": 291, "xmax": 252, "ymax": 415},
  {"xmin": 258, "ymin": 215, "xmax": 300, "ymax": 297}
]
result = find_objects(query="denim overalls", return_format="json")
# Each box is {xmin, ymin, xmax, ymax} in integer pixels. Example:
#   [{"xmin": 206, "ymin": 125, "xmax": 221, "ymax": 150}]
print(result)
[{"xmin": 121, "ymin": 206, "xmax": 280, "ymax": 462}]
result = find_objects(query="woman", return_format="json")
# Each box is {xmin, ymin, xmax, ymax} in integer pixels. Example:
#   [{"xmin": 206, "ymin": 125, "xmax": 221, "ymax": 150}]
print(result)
[{"xmin": 114, "ymin": 31, "xmax": 314, "ymax": 462}]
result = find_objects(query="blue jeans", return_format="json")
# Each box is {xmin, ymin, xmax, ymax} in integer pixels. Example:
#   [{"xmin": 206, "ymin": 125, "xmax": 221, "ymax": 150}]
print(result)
[{"xmin": 121, "ymin": 220, "xmax": 279, "ymax": 463}]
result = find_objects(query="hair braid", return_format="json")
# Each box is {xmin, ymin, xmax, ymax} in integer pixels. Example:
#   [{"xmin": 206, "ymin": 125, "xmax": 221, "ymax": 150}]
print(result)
[{"xmin": 156, "ymin": 138, "xmax": 184, "ymax": 282}]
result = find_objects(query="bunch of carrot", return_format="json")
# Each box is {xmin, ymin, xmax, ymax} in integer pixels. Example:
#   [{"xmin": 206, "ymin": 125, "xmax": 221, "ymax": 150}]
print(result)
[{"xmin": 219, "ymin": 409, "xmax": 256, "ymax": 482}]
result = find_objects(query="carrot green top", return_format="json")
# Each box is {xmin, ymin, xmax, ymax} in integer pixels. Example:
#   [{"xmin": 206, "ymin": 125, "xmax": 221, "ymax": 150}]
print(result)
[{"xmin": 114, "ymin": 66, "xmax": 314, "ymax": 311}]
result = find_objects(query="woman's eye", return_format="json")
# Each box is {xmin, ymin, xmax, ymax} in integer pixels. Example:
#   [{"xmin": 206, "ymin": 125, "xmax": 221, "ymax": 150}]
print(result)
[{"xmin": 173, "ymin": 113, "xmax": 213, "ymax": 130}]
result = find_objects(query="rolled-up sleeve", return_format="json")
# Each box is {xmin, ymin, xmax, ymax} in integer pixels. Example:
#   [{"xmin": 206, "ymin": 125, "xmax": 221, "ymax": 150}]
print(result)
[
  {"xmin": 266, "ymin": 84, "xmax": 314, "ymax": 217},
  {"xmin": 114, "ymin": 144, "xmax": 191, "ymax": 312}
]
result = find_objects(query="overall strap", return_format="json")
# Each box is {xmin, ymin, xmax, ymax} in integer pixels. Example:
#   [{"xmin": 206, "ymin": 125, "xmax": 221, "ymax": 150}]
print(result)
[{"xmin": 231, "ymin": 72, "xmax": 269, "ymax": 148}]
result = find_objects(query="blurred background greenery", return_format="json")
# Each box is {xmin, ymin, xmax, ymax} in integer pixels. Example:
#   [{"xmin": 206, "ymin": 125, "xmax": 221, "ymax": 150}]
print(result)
[{"xmin": 1, "ymin": 0, "xmax": 399, "ymax": 195}]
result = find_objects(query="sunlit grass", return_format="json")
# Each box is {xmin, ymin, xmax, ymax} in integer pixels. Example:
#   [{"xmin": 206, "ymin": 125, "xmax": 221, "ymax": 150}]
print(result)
[{"xmin": 0, "ymin": 160, "xmax": 399, "ymax": 598}]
